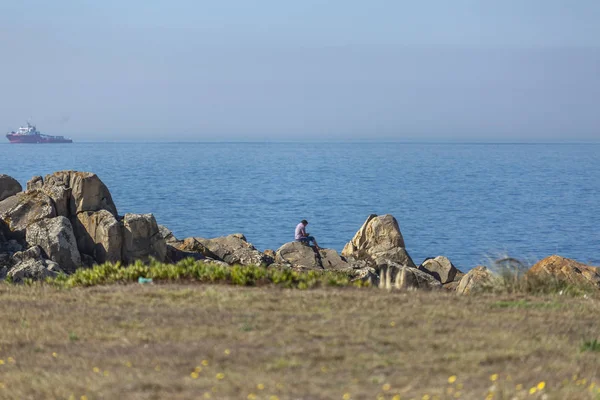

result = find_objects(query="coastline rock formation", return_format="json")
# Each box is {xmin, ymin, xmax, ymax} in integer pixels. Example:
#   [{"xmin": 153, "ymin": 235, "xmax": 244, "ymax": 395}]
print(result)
[
  {"xmin": 456, "ymin": 266, "xmax": 495, "ymax": 295},
  {"xmin": 342, "ymin": 214, "xmax": 416, "ymax": 268},
  {"xmin": 379, "ymin": 262, "xmax": 442, "ymax": 290},
  {"xmin": 26, "ymin": 216, "xmax": 81, "ymax": 273},
  {"xmin": 122, "ymin": 213, "xmax": 167, "ymax": 264},
  {"xmin": 0, "ymin": 174, "xmax": 22, "ymax": 202},
  {"xmin": 275, "ymin": 242, "xmax": 352, "ymax": 271},
  {"xmin": 419, "ymin": 256, "xmax": 463, "ymax": 284},
  {"xmin": 527, "ymin": 255, "xmax": 600, "ymax": 288}
]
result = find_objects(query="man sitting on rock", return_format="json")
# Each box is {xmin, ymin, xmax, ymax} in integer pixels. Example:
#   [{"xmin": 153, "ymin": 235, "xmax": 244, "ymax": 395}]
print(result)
[{"xmin": 295, "ymin": 219, "xmax": 320, "ymax": 250}]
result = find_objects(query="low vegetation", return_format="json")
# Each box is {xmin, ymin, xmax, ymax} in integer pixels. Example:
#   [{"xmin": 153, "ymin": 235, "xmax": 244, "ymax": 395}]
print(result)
[{"xmin": 47, "ymin": 259, "xmax": 366, "ymax": 289}]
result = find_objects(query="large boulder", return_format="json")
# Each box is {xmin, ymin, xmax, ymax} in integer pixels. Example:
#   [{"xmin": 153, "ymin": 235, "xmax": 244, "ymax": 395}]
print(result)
[
  {"xmin": 0, "ymin": 191, "xmax": 56, "ymax": 236},
  {"xmin": 0, "ymin": 175, "xmax": 22, "ymax": 202},
  {"xmin": 26, "ymin": 176, "xmax": 43, "ymax": 191},
  {"xmin": 379, "ymin": 262, "xmax": 442, "ymax": 290},
  {"xmin": 342, "ymin": 214, "xmax": 415, "ymax": 268},
  {"xmin": 275, "ymin": 242, "xmax": 353, "ymax": 270},
  {"xmin": 174, "ymin": 237, "xmax": 220, "ymax": 260},
  {"xmin": 526, "ymin": 255, "xmax": 600, "ymax": 289},
  {"xmin": 456, "ymin": 266, "xmax": 495, "ymax": 294},
  {"xmin": 7, "ymin": 246, "xmax": 63, "ymax": 282},
  {"xmin": 420, "ymin": 256, "xmax": 462, "ymax": 284},
  {"xmin": 43, "ymin": 171, "xmax": 117, "ymax": 217},
  {"xmin": 74, "ymin": 210, "xmax": 123, "ymax": 264},
  {"xmin": 194, "ymin": 234, "xmax": 272, "ymax": 266},
  {"xmin": 25, "ymin": 216, "xmax": 81, "ymax": 273},
  {"xmin": 122, "ymin": 213, "xmax": 167, "ymax": 263},
  {"xmin": 276, "ymin": 241, "xmax": 322, "ymax": 269}
]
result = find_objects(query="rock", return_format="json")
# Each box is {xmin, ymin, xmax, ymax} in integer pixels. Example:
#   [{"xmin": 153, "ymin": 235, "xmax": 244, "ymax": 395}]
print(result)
[
  {"xmin": 25, "ymin": 216, "xmax": 82, "ymax": 273},
  {"xmin": 526, "ymin": 255, "xmax": 600, "ymax": 289},
  {"xmin": 0, "ymin": 175, "xmax": 22, "ymax": 202},
  {"xmin": 122, "ymin": 213, "xmax": 167, "ymax": 264},
  {"xmin": 350, "ymin": 266, "xmax": 379, "ymax": 285},
  {"xmin": 8, "ymin": 246, "xmax": 64, "ymax": 282},
  {"xmin": 158, "ymin": 225, "xmax": 178, "ymax": 245},
  {"xmin": 74, "ymin": 210, "xmax": 123, "ymax": 264},
  {"xmin": 166, "ymin": 245, "xmax": 207, "ymax": 263},
  {"xmin": 319, "ymin": 248, "xmax": 352, "ymax": 271},
  {"xmin": 0, "ymin": 191, "xmax": 56, "ymax": 237},
  {"xmin": 275, "ymin": 241, "xmax": 322, "ymax": 269},
  {"xmin": 456, "ymin": 266, "xmax": 495, "ymax": 294},
  {"xmin": 420, "ymin": 256, "xmax": 462, "ymax": 284},
  {"xmin": 42, "ymin": 184, "xmax": 70, "ymax": 217},
  {"xmin": 379, "ymin": 262, "xmax": 442, "ymax": 290},
  {"xmin": 194, "ymin": 234, "xmax": 272, "ymax": 266},
  {"xmin": 342, "ymin": 214, "xmax": 415, "ymax": 268},
  {"xmin": 26, "ymin": 176, "xmax": 44, "ymax": 191},
  {"xmin": 174, "ymin": 237, "xmax": 220, "ymax": 260},
  {"xmin": 44, "ymin": 171, "xmax": 118, "ymax": 216}
]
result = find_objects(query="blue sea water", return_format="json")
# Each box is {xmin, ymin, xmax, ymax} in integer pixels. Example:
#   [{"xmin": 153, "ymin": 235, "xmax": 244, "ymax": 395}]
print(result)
[{"xmin": 1, "ymin": 142, "xmax": 599, "ymax": 270}]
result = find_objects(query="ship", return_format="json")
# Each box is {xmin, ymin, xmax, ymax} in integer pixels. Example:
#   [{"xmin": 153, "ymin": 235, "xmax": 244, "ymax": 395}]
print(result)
[{"xmin": 6, "ymin": 123, "xmax": 73, "ymax": 144}]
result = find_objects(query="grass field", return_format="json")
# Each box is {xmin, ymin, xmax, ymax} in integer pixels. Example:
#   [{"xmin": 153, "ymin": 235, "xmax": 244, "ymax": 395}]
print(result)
[{"xmin": 0, "ymin": 283, "xmax": 599, "ymax": 400}]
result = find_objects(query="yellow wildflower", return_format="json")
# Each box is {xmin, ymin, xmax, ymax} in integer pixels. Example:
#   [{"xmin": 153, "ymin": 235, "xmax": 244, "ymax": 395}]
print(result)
[
  {"xmin": 529, "ymin": 387, "xmax": 536, "ymax": 395},
  {"xmin": 93, "ymin": 367, "xmax": 100, "ymax": 373},
  {"xmin": 0, "ymin": 360, "xmax": 4, "ymax": 365},
  {"xmin": 343, "ymin": 393, "xmax": 351, "ymax": 400},
  {"xmin": 224, "ymin": 349, "xmax": 231, "ymax": 355},
  {"xmin": 125, "ymin": 361, "xmax": 132, "ymax": 368},
  {"xmin": 490, "ymin": 374, "xmax": 498, "ymax": 382},
  {"xmin": 257, "ymin": 383, "xmax": 265, "ymax": 390},
  {"xmin": 203, "ymin": 393, "xmax": 211, "ymax": 399},
  {"xmin": 81, "ymin": 396, "xmax": 88, "ymax": 400},
  {"xmin": 216, "ymin": 372, "xmax": 225, "ymax": 380},
  {"xmin": 0, "ymin": 383, "xmax": 5, "ymax": 389},
  {"xmin": 448, "ymin": 375, "xmax": 457, "ymax": 384},
  {"xmin": 537, "ymin": 381, "xmax": 545, "ymax": 390},
  {"xmin": 103, "ymin": 370, "xmax": 109, "ymax": 377},
  {"xmin": 201, "ymin": 359, "xmax": 209, "ymax": 366},
  {"xmin": 515, "ymin": 384, "xmax": 523, "ymax": 391},
  {"xmin": 383, "ymin": 383, "xmax": 391, "ymax": 391},
  {"xmin": 422, "ymin": 395, "xmax": 430, "ymax": 400},
  {"xmin": 269, "ymin": 396, "xmax": 279, "ymax": 400},
  {"xmin": 392, "ymin": 395, "xmax": 401, "ymax": 400},
  {"xmin": 247, "ymin": 394, "xmax": 257, "ymax": 400},
  {"xmin": 190, "ymin": 372, "xmax": 199, "ymax": 379},
  {"xmin": 7, "ymin": 357, "xmax": 14, "ymax": 364},
  {"xmin": 52, "ymin": 352, "xmax": 58, "ymax": 358},
  {"xmin": 390, "ymin": 321, "xmax": 396, "ymax": 327}
]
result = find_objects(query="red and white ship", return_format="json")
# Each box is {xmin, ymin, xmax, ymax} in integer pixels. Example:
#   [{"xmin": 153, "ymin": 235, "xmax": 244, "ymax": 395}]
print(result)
[{"xmin": 6, "ymin": 123, "xmax": 73, "ymax": 144}]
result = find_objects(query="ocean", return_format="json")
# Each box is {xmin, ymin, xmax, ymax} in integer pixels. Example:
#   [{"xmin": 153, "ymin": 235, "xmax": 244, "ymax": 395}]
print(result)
[{"xmin": 1, "ymin": 142, "xmax": 599, "ymax": 270}]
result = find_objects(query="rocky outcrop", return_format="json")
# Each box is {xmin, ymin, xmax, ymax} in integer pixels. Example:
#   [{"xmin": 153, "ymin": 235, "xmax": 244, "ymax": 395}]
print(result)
[
  {"xmin": 43, "ymin": 171, "xmax": 118, "ymax": 217},
  {"xmin": 0, "ymin": 191, "xmax": 56, "ymax": 236},
  {"xmin": 526, "ymin": 255, "xmax": 600, "ymax": 288},
  {"xmin": 0, "ymin": 175, "xmax": 22, "ymax": 202},
  {"xmin": 276, "ymin": 241, "xmax": 322, "ymax": 269},
  {"xmin": 26, "ymin": 176, "xmax": 43, "ymax": 191},
  {"xmin": 342, "ymin": 214, "xmax": 415, "ymax": 268},
  {"xmin": 275, "ymin": 242, "xmax": 352, "ymax": 271},
  {"xmin": 7, "ymin": 246, "xmax": 63, "ymax": 282},
  {"xmin": 74, "ymin": 210, "xmax": 122, "ymax": 263},
  {"xmin": 122, "ymin": 213, "xmax": 167, "ymax": 263},
  {"xmin": 456, "ymin": 266, "xmax": 495, "ymax": 294},
  {"xmin": 174, "ymin": 237, "xmax": 220, "ymax": 259},
  {"xmin": 379, "ymin": 262, "xmax": 442, "ymax": 290},
  {"xmin": 420, "ymin": 256, "xmax": 462, "ymax": 284},
  {"xmin": 194, "ymin": 234, "xmax": 272, "ymax": 266},
  {"xmin": 25, "ymin": 216, "xmax": 81, "ymax": 273}
]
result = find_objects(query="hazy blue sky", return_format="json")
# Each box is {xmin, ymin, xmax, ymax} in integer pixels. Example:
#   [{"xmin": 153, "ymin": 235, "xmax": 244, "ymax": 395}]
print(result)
[{"xmin": 1, "ymin": 0, "xmax": 599, "ymax": 141}]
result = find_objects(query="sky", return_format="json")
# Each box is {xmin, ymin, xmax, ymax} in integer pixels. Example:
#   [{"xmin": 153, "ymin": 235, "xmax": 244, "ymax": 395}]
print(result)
[{"xmin": 1, "ymin": 0, "xmax": 599, "ymax": 141}]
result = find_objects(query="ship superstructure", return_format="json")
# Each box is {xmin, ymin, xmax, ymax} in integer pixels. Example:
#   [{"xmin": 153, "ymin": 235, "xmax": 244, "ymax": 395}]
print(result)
[{"xmin": 6, "ymin": 123, "xmax": 73, "ymax": 144}]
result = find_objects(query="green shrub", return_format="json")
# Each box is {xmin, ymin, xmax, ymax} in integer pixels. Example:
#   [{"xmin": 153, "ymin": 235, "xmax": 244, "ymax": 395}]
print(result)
[{"xmin": 48, "ymin": 259, "xmax": 367, "ymax": 289}]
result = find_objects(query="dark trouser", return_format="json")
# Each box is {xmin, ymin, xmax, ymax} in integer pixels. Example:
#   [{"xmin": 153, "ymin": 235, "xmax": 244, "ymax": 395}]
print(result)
[{"xmin": 297, "ymin": 236, "xmax": 316, "ymax": 246}]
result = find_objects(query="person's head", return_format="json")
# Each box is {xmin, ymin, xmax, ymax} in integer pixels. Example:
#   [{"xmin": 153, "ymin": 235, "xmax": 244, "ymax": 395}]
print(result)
[{"xmin": 301, "ymin": 219, "xmax": 308, "ymax": 226}]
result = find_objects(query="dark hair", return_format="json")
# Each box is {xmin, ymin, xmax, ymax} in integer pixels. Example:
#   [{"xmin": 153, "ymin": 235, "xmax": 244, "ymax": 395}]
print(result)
[{"xmin": 301, "ymin": 219, "xmax": 308, "ymax": 224}]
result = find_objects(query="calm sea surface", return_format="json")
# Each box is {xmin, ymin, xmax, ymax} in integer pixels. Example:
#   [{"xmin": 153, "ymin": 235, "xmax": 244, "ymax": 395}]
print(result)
[{"xmin": 1, "ymin": 142, "xmax": 599, "ymax": 270}]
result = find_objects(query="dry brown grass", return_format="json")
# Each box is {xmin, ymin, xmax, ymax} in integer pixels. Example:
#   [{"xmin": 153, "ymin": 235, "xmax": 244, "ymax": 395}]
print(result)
[{"xmin": 0, "ymin": 284, "xmax": 599, "ymax": 400}]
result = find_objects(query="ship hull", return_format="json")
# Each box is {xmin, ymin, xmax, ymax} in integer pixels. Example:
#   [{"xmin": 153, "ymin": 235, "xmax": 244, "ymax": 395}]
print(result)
[{"xmin": 6, "ymin": 134, "xmax": 73, "ymax": 144}]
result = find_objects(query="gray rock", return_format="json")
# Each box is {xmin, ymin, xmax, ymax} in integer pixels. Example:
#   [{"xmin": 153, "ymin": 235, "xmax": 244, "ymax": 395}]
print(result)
[
  {"xmin": 26, "ymin": 216, "xmax": 81, "ymax": 273},
  {"xmin": 342, "ymin": 214, "xmax": 416, "ymax": 268},
  {"xmin": 378, "ymin": 262, "xmax": 442, "ymax": 290},
  {"xmin": 419, "ymin": 256, "xmax": 462, "ymax": 284},
  {"xmin": 275, "ymin": 241, "xmax": 322, "ymax": 269},
  {"xmin": 0, "ymin": 191, "xmax": 56, "ymax": 237},
  {"xmin": 74, "ymin": 210, "xmax": 122, "ymax": 263},
  {"xmin": 0, "ymin": 174, "xmax": 22, "ymax": 202},
  {"xmin": 8, "ymin": 246, "xmax": 64, "ymax": 282},
  {"xmin": 122, "ymin": 213, "xmax": 167, "ymax": 264},
  {"xmin": 456, "ymin": 266, "xmax": 495, "ymax": 295},
  {"xmin": 194, "ymin": 234, "xmax": 272, "ymax": 266},
  {"xmin": 158, "ymin": 225, "xmax": 178, "ymax": 245},
  {"xmin": 44, "ymin": 171, "xmax": 118, "ymax": 217},
  {"xmin": 26, "ymin": 176, "xmax": 44, "ymax": 191},
  {"xmin": 319, "ymin": 248, "xmax": 352, "ymax": 271}
]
